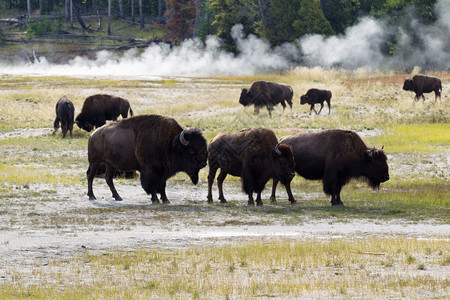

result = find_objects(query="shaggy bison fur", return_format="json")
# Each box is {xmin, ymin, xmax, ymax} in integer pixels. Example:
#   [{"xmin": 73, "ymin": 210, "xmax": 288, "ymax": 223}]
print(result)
[
  {"xmin": 270, "ymin": 130, "xmax": 390, "ymax": 206},
  {"xmin": 207, "ymin": 128, "xmax": 295, "ymax": 206},
  {"xmin": 53, "ymin": 96, "xmax": 75, "ymax": 138},
  {"xmin": 75, "ymin": 94, "xmax": 134, "ymax": 132},
  {"xmin": 239, "ymin": 81, "xmax": 293, "ymax": 117},
  {"xmin": 402, "ymin": 75, "xmax": 442, "ymax": 101},
  {"xmin": 87, "ymin": 114, "xmax": 208, "ymax": 203},
  {"xmin": 300, "ymin": 88, "xmax": 332, "ymax": 115}
]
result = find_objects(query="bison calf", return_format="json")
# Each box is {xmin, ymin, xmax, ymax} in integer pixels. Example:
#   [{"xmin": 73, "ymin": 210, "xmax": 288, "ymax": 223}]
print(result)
[
  {"xmin": 403, "ymin": 75, "xmax": 442, "ymax": 101},
  {"xmin": 300, "ymin": 88, "xmax": 332, "ymax": 115},
  {"xmin": 87, "ymin": 114, "xmax": 208, "ymax": 203},
  {"xmin": 53, "ymin": 96, "xmax": 75, "ymax": 138},
  {"xmin": 271, "ymin": 130, "xmax": 389, "ymax": 206},
  {"xmin": 207, "ymin": 128, "xmax": 295, "ymax": 206},
  {"xmin": 76, "ymin": 94, "xmax": 134, "ymax": 132},
  {"xmin": 239, "ymin": 81, "xmax": 293, "ymax": 117}
]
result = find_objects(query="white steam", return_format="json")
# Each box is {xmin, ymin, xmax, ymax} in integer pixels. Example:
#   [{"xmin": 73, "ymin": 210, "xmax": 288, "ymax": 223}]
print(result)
[
  {"xmin": 0, "ymin": 24, "xmax": 290, "ymax": 78},
  {"xmin": 299, "ymin": 18, "xmax": 387, "ymax": 70},
  {"xmin": 0, "ymin": 0, "xmax": 449, "ymax": 77},
  {"xmin": 300, "ymin": 0, "xmax": 450, "ymax": 70}
]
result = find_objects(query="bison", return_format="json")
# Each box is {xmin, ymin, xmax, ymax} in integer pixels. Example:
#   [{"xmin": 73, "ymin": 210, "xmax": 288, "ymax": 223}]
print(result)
[
  {"xmin": 53, "ymin": 96, "xmax": 75, "ymax": 138},
  {"xmin": 402, "ymin": 75, "xmax": 442, "ymax": 101},
  {"xmin": 270, "ymin": 130, "xmax": 390, "ymax": 206},
  {"xmin": 75, "ymin": 94, "xmax": 134, "ymax": 132},
  {"xmin": 300, "ymin": 88, "xmax": 332, "ymax": 115},
  {"xmin": 239, "ymin": 81, "xmax": 294, "ymax": 117},
  {"xmin": 86, "ymin": 114, "xmax": 208, "ymax": 203},
  {"xmin": 207, "ymin": 128, "xmax": 295, "ymax": 206}
]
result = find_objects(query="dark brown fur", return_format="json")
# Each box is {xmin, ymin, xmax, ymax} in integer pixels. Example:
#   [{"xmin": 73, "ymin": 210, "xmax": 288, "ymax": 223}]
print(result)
[
  {"xmin": 271, "ymin": 130, "xmax": 390, "ymax": 206},
  {"xmin": 53, "ymin": 96, "xmax": 74, "ymax": 138},
  {"xmin": 207, "ymin": 128, "xmax": 295, "ymax": 206},
  {"xmin": 87, "ymin": 114, "xmax": 207, "ymax": 203},
  {"xmin": 300, "ymin": 88, "xmax": 332, "ymax": 115},
  {"xmin": 239, "ymin": 81, "xmax": 293, "ymax": 117},
  {"xmin": 402, "ymin": 75, "xmax": 442, "ymax": 101},
  {"xmin": 75, "ymin": 94, "xmax": 134, "ymax": 132}
]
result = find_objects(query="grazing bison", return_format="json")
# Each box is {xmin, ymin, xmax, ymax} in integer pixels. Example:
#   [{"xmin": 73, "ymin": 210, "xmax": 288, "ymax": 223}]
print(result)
[
  {"xmin": 53, "ymin": 96, "xmax": 75, "ymax": 138},
  {"xmin": 300, "ymin": 88, "xmax": 332, "ymax": 115},
  {"xmin": 207, "ymin": 128, "xmax": 295, "ymax": 206},
  {"xmin": 270, "ymin": 130, "xmax": 390, "ymax": 206},
  {"xmin": 75, "ymin": 94, "xmax": 134, "ymax": 132},
  {"xmin": 239, "ymin": 81, "xmax": 294, "ymax": 117},
  {"xmin": 87, "ymin": 114, "xmax": 208, "ymax": 203},
  {"xmin": 402, "ymin": 75, "xmax": 442, "ymax": 101}
]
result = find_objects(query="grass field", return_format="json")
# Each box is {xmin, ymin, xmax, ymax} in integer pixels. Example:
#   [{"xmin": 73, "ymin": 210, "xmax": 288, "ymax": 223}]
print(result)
[{"xmin": 0, "ymin": 68, "xmax": 448, "ymax": 298}]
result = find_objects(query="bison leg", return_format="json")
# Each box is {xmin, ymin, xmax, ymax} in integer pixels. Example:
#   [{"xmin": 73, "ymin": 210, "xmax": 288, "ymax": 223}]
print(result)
[
  {"xmin": 68, "ymin": 122, "xmax": 73, "ymax": 138},
  {"xmin": 247, "ymin": 193, "xmax": 255, "ymax": 206},
  {"xmin": 435, "ymin": 90, "xmax": 441, "ymax": 101},
  {"xmin": 140, "ymin": 169, "xmax": 160, "ymax": 203},
  {"xmin": 267, "ymin": 106, "xmax": 274, "ymax": 118},
  {"xmin": 309, "ymin": 104, "xmax": 316, "ymax": 115},
  {"xmin": 255, "ymin": 192, "xmax": 263, "ymax": 206},
  {"xmin": 87, "ymin": 162, "xmax": 101, "ymax": 200},
  {"xmin": 254, "ymin": 106, "xmax": 260, "ymax": 115},
  {"xmin": 61, "ymin": 122, "xmax": 68, "ymax": 138},
  {"xmin": 327, "ymin": 100, "xmax": 331, "ymax": 115},
  {"xmin": 217, "ymin": 170, "xmax": 228, "ymax": 204},
  {"xmin": 151, "ymin": 192, "xmax": 160, "ymax": 204},
  {"xmin": 158, "ymin": 182, "xmax": 169, "ymax": 204},
  {"xmin": 52, "ymin": 117, "xmax": 60, "ymax": 136},
  {"xmin": 270, "ymin": 179, "xmax": 279, "ymax": 204},
  {"xmin": 105, "ymin": 165, "xmax": 123, "ymax": 201},
  {"xmin": 317, "ymin": 103, "xmax": 324, "ymax": 115},
  {"xmin": 207, "ymin": 164, "xmax": 219, "ymax": 203}
]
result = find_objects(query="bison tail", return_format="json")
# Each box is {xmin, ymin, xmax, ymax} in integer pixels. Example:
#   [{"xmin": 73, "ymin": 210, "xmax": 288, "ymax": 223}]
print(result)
[{"xmin": 129, "ymin": 107, "xmax": 134, "ymax": 117}]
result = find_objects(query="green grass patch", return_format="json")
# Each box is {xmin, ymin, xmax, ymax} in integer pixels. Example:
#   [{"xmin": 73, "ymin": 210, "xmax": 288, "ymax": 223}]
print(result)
[
  {"xmin": 0, "ymin": 238, "xmax": 448, "ymax": 298},
  {"xmin": 367, "ymin": 123, "xmax": 450, "ymax": 153}
]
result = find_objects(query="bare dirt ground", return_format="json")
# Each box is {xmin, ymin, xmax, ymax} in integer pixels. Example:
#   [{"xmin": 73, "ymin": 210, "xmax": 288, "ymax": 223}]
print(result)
[{"xmin": 0, "ymin": 128, "xmax": 449, "ymax": 284}]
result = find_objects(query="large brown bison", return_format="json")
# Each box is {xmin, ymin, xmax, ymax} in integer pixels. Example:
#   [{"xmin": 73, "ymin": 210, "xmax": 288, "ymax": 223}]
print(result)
[
  {"xmin": 402, "ymin": 75, "xmax": 442, "ymax": 101},
  {"xmin": 207, "ymin": 128, "xmax": 295, "ymax": 206},
  {"xmin": 75, "ymin": 94, "xmax": 134, "ymax": 132},
  {"xmin": 86, "ymin": 114, "xmax": 208, "ymax": 203},
  {"xmin": 239, "ymin": 81, "xmax": 293, "ymax": 117},
  {"xmin": 270, "ymin": 130, "xmax": 390, "ymax": 206},
  {"xmin": 300, "ymin": 88, "xmax": 332, "ymax": 115},
  {"xmin": 53, "ymin": 96, "xmax": 75, "ymax": 138}
]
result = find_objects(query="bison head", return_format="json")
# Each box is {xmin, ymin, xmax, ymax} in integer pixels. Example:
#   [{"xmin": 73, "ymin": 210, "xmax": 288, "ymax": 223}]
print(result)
[
  {"xmin": 402, "ymin": 79, "xmax": 414, "ymax": 91},
  {"xmin": 300, "ymin": 94, "xmax": 309, "ymax": 105},
  {"xmin": 239, "ymin": 88, "xmax": 253, "ymax": 106},
  {"xmin": 271, "ymin": 143, "xmax": 296, "ymax": 185},
  {"xmin": 364, "ymin": 147, "xmax": 390, "ymax": 189},
  {"xmin": 75, "ymin": 116, "xmax": 94, "ymax": 132},
  {"xmin": 173, "ymin": 128, "xmax": 208, "ymax": 185}
]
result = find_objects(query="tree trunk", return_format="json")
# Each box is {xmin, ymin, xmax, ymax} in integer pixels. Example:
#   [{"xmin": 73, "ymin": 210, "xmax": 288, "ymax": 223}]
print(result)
[
  {"xmin": 108, "ymin": 0, "xmax": 112, "ymax": 35},
  {"xmin": 70, "ymin": 0, "xmax": 73, "ymax": 28},
  {"xmin": 119, "ymin": 0, "xmax": 125, "ymax": 20},
  {"xmin": 27, "ymin": 0, "xmax": 31, "ymax": 19},
  {"xmin": 39, "ymin": 0, "xmax": 43, "ymax": 15},
  {"xmin": 139, "ymin": 0, "xmax": 144, "ymax": 29},
  {"xmin": 131, "ymin": 0, "xmax": 135, "ymax": 23},
  {"xmin": 64, "ymin": 0, "xmax": 70, "ymax": 21}
]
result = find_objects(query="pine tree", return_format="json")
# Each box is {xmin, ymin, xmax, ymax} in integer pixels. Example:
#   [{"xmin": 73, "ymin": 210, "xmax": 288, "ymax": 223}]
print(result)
[{"xmin": 293, "ymin": 0, "xmax": 334, "ymax": 36}]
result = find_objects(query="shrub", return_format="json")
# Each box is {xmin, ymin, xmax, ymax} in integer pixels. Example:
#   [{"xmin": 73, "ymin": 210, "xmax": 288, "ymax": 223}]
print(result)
[{"xmin": 26, "ymin": 17, "xmax": 60, "ymax": 39}]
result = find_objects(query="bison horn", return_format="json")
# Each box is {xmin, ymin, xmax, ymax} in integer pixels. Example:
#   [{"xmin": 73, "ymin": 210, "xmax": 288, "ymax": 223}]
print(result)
[
  {"xmin": 381, "ymin": 145, "xmax": 384, "ymax": 150},
  {"xmin": 369, "ymin": 146, "xmax": 375, "ymax": 157},
  {"xmin": 274, "ymin": 142, "xmax": 282, "ymax": 155},
  {"xmin": 179, "ymin": 129, "xmax": 189, "ymax": 146}
]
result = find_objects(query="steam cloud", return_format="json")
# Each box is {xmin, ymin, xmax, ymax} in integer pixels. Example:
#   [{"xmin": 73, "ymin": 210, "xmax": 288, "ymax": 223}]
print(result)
[{"xmin": 0, "ymin": 0, "xmax": 449, "ymax": 77}]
